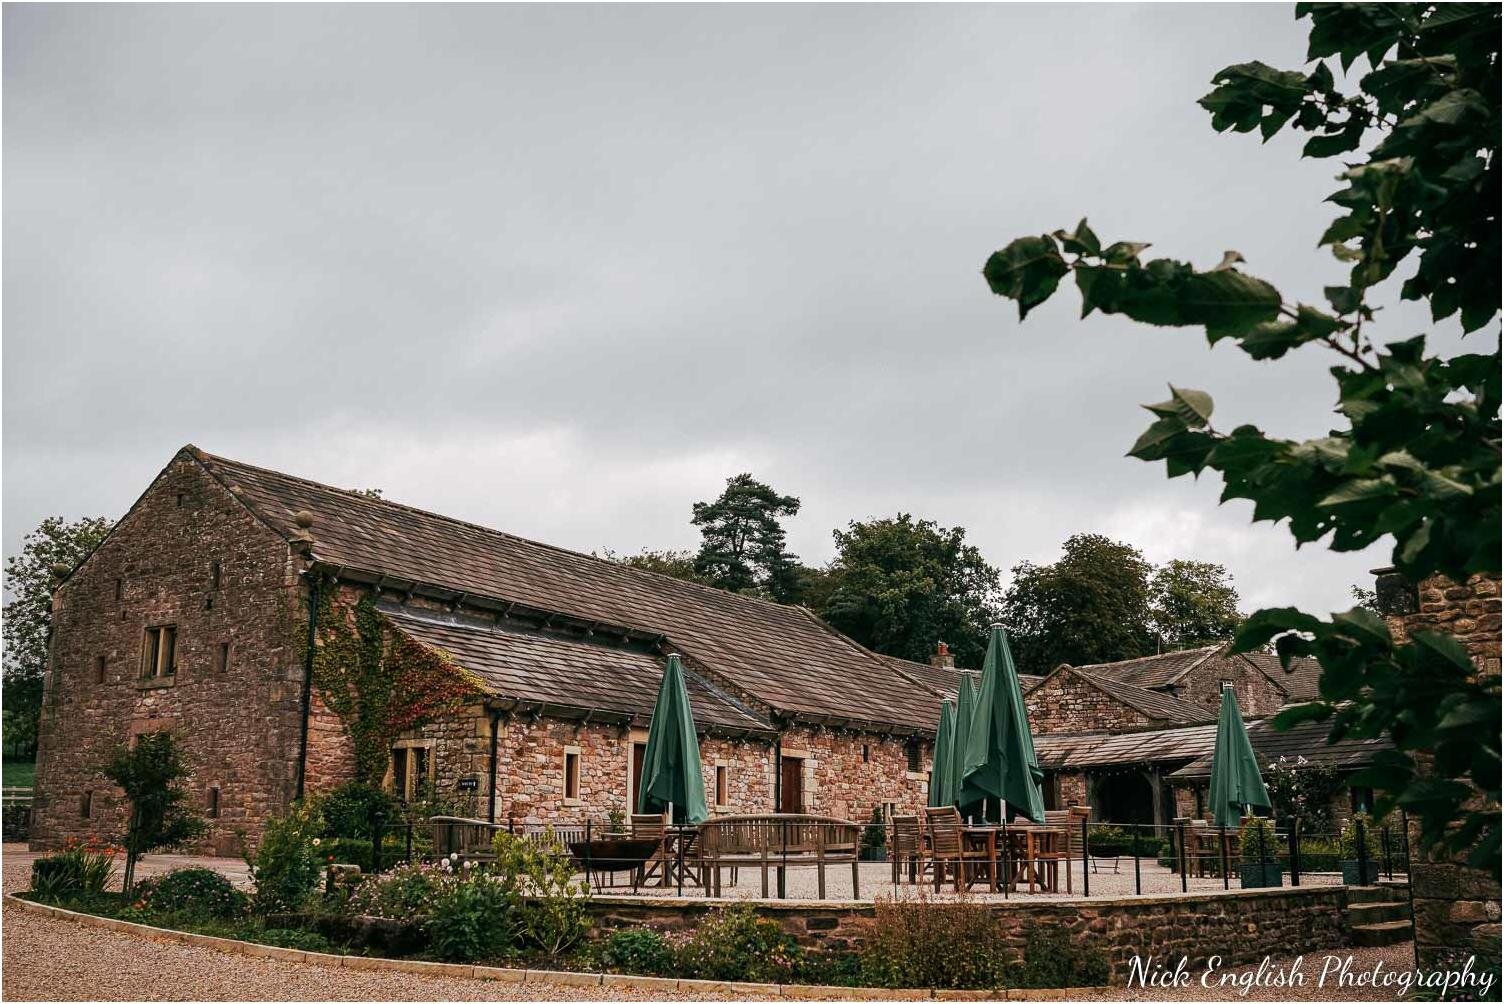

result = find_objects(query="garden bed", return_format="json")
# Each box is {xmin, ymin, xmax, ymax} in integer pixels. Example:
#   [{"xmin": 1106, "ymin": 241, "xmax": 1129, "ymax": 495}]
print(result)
[{"xmin": 7, "ymin": 894, "xmax": 1109, "ymax": 999}]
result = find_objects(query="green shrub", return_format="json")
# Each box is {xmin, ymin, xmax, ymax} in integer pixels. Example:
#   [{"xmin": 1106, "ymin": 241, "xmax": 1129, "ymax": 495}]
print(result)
[
  {"xmin": 1294, "ymin": 836, "xmax": 1342, "ymax": 872},
  {"xmin": 31, "ymin": 838, "xmax": 117, "ymax": 902},
  {"xmin": 859, "ymin": 895, "xmax": 1009, "ymax": 990},
  {"xmin": 1008, "ymin": 925, "xmax": 1110, "ymax": 989},
  {"xmin": 492, "ymin": 831, "xmax": 590, "ymax": 958},
  {"xmin": 345, "ymin": 861, "xmax": 448, "ymax": 922},
  {"xmin": 319, "ymin": 836, "xmax": 409, "ymax": 873},
  {"xmin": 675, "ymin": 905, "xmax": 801, "ymax": 984},
  {"xmin": 1340, "ymin": 813, "xmax": 1382, "ymax": 861},
  {"xmin": 1239, "ymin": 818, "xmax": 1278, "ymax": 864},
  {"xmin": 134, "ymin": 868, "xmax": 246, "ymax": 920},
  {"xmin": 425, "ymin": 872, "xmax": 521, "ymax": 963},
  {"xmin": 599, "ymin": 927, "xmax": 675, "ymax": 975},
  {"xmin": 320, "ymin": 783, "xmax": 400, "ymax": 840},
  {"xmin": 248, "ymin": 798, "xmax": 326, "ymax": 914},
  {"xmin": 250, "ymin": 926, "xmax": 334, "ymax": 953}
]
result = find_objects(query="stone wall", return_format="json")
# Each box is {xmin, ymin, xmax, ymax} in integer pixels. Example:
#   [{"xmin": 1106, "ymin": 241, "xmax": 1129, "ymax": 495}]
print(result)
[
  {"xmin": 583, "ymin": 886, "xmax": 1351, "ymax": 982},
  {"xmin": 1171, "ymin": 653, "xmax": 1285, "ymax": 719},
  {"xmin": 1026, "ymin": 670, "xmax": 1157, "ymax": 734},
  {"xmin": 1380, "ymin": 571, "xmax": 1501, "ymax": 973},
  {"xmin": 32, "ymin": 450, "xmax": 307, "ymax": 855}
]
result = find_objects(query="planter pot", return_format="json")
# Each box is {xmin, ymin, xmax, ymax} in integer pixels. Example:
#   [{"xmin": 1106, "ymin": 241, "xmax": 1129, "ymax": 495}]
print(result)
[
  {"xmin": 1240, "ymin": 862, "xmax": 1285, "ymax": 889},
  {"xmin": 1341, "ymin": 859, "xmax": 1379, "ymax": 885},
  {"xmin": 860, "ymin": 848, "xmax": 888, "ymax": 862}
]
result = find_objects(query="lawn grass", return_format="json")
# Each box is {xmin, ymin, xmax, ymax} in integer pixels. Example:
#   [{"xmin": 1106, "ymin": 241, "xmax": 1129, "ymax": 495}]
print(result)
[{"xmin": 3, "ymin": 759, "xmax": 36, "ymax": 788}]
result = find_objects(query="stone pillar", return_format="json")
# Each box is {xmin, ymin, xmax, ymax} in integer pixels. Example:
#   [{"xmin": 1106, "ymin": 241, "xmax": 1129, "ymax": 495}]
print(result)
[{"xmin": 1375, "ymin": 568, "xmax": 1501, "ymax": 972}]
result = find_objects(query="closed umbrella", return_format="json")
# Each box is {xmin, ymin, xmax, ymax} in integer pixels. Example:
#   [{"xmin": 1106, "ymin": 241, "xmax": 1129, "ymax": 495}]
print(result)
[
  {"xmin": 950, "ymin": 672, "xmax": 981, "ymax": 816},
  {"xmin": 928, "ymin": 699, "xmax": 957, "ymax": 808},
  {"xmin": 959, "ymin": 626, "xmax": 1045, "ymax": 823},
  {"xmin": 1208, "ymin": 684, "xmax": 1270, "ymax": 828},
  {"xmin": 636, "ymin": 654, "xmax": 709, "ymax": 824}
]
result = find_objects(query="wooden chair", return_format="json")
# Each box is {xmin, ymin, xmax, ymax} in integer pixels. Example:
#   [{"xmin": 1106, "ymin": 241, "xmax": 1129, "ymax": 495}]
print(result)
[
  {"xmin": 631, "ymin": 812, "xmax": 669, "ymax": 886},
  {"xmin": 1043, "ymin": 807, "xmax": 1087, "ymax": 892},
  {"xmin": 924, "ymin": 806, "xmax": 991, "ymax": 892},
  {"xmin": 889, "ymin": 814, "xmax": 928, "ymax": 885}
]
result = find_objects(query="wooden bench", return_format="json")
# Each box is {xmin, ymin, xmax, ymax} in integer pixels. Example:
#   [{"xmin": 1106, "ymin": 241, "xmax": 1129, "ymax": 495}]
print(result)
[{"xmin": 696, "ymin": 813, "xmax": 862, "ymax": 899}]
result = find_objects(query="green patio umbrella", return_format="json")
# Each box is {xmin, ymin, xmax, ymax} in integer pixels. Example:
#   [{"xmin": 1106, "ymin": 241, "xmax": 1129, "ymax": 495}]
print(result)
[
  {"xmin": 1208, "ymin": 685, "xmax": 1270, "ymax": 828},
  {"xmin": 950, "ymin": 672, "xmax": 981, "ymax": 816},
  {"xmin": 928, "ymin": 699, "xmax": 957, "ymax": 808},
  {"xmin": 636, "ymin": 654, "xmax": 709, "ymax": 824},
  {"xmin": 958, "ymin": 626, "xmax": 1045, "ymax": 823}
]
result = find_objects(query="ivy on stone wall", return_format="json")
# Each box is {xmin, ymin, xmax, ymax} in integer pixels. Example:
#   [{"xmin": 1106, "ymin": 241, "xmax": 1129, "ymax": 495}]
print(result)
[{"xmin": 311, "ymin": 589, "xmax": 487, "ymax": 787}]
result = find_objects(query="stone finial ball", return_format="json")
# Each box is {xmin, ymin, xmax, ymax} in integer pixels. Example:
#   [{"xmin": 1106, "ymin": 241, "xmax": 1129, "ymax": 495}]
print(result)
[
  {"xmin": 49, "ymin": 562, "xmax": 73, "ymax": 578},
  {"xmin": 292, "ymin": 510, "xmax": 316, "ymax": 529}
]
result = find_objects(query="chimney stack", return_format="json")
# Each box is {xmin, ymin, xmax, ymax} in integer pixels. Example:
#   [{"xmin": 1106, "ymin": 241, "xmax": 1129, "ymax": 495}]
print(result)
[{"xmin": 930, "ymin": 641, "xmax": 955, "ymax": 669}]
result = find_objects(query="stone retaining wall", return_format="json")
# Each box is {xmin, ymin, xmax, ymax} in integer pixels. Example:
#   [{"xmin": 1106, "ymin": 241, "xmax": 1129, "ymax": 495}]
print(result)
[{"xmin": 584, "ymin": 887, "xmax": 1351, "ymax": 982}]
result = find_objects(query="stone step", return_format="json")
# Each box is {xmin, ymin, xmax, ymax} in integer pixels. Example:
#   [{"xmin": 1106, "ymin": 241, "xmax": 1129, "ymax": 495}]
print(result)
[
  {"xmin": 1349, "ymin": 901, "xmax": 1410, "ymax": 925},
  {"xmin": 1347, "ymin": 884, "xmax": 1405, "ymax": 904},
  {"xmin": 1351, "ymin": 920, "xmax": 1413, "ymax": 947}
]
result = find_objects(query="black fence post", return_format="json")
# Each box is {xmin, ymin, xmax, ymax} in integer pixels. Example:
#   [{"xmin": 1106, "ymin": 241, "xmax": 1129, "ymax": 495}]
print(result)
[
  {"xmin": 584, "ymin": 818, "xmax": 593, "ymax": 892},
  {"xmin": 1221, "ymin": 824, "xmax": 1230, "ymax": 890},
  {"xmin": 1356, "ymin": 814, "xmax": 1370, "ymax": 885},
  {"xmin": 1000, "ymin": 815, "xmax": 1010, "ymax": 900},
  {"xmin": 1080, "ymin": 818, "xmax": 1090, "ymax": 897},
  {"xmin": 1132, "ymin": 823, "xmax": 1141, "ymax": 895},
  {"xmin": 1382, "ymin": 822, "xmax": 1393, "ymax": 880},
  {"xmin": 675, "ymin": 822, "xmax": 684, "ymax": 897},
  {"xmin": 405, "ymin": 822, "xmax": 413, "ymax": 865},
  {"xmin": 1288, "ymin": 820, "xmax": 1301, "ymax": 887},
  {"xmin": 1257, "ymin": 818, "xmax": 1269, "ymax": 887},
  {"xmin": 371, "ymin": 808, "xmax": 384, "ymax": 875},
  {"xmin": 1179, "ymin": 821, "xmax": 1188, "ymax": 893}
]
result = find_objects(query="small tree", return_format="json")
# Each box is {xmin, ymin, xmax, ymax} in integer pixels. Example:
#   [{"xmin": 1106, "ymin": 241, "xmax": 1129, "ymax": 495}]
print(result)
[
  {"xmin": 691, "ymin": 473, "xmax": 805, "ymax": 602},
  {"xmin": 103, "ymin": 731, "xmax": 205, "ymax": 894},
  {"xmin": 1150, "ymin": 559, "xmax": 1243, "ymax": 650}
]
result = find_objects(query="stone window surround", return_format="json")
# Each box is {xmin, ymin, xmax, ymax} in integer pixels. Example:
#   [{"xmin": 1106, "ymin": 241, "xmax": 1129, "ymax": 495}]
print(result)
[
  {"xmin": 138, "ymin": 624, "xmax": 178, "ymax": 686},
  {"xmin": 562, "ymin": 745, "xmax": 582, "ymax": 805},
  {"xmin": 389, "ymin": 738, "xmax": 436, "ymax": 801}
]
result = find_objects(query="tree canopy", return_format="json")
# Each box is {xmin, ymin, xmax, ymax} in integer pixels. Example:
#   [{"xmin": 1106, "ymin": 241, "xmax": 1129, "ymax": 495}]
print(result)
[
  {"xmin": 817, "ymin": 514, "xmax": 1001, "ymax": 669},
  {"xmin": 3, "ymin": 515, "xmax": 114, "ymax": 755},
  {"xmin": 103, "ymin": 730, "xmax": 205, "ymax": 893},
  {"xmin": 983, "ymin": 2, "xmax": 1499, "ymax": 872},
  {"xmin": 691, "ymin": 473, "xmax": 805, "ymax": 603},
  {"xmin": 1000, "ymin": 533, "xmax": 1156, "ymax": 676},
  {"xmin": 1150, "ymin": 559, "xmax": 1243, "ymax": 650},
  {"xmin": 597, "ymin": 547, "xmax": 707, "ymax": 585}
]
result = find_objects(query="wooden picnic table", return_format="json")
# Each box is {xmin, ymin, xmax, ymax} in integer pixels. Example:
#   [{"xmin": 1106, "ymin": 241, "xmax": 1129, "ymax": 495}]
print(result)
[{"xmin": 961, "ymin": 824, "xmax": 1068, "ymax": 894}]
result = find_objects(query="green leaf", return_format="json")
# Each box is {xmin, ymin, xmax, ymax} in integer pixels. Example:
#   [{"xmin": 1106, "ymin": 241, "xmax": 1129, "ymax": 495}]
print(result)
[
  {"xmin": 1331, "ymin": 607, "xmax": 1393, "ymax": 647},
  {"xmin": 1410, "ymin": 631, "xmax": 1474, "ymax": 674},
  {"xmin": 1179, "ymin": 270, "xmax": 1283, "ymax": 334},
  {"xmin": 1324, "ymin": 286, "xmax": 1362, "ymax": 314},
  {"xmin": 1144, "ymin": 385, "xmax": 1215, "ymax": 428},
  {"xmin": 1102, "ymin": 241, "xmax": 1150, "ymax": 265},
  {"xmin": 983, "ymin": 236, "xmax": 1069, "ymax": 320},
  {"xmin": 1052, "ymin": 219, "xmax": 1101, "ymax": 257}
]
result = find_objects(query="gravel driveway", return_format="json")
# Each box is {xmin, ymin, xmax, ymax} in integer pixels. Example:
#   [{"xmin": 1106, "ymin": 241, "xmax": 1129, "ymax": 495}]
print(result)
[{"xmin": 3, "ymin": 844, "xmax": 1416, "ymax": 1001}]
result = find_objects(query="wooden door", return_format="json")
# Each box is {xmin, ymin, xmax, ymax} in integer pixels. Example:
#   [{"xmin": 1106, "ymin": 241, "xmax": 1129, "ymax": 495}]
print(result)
[
  {"xmin": 779, "ymin": 756, "xmax": 803, "ymax": 814},
  {"xmin": 631, "ymin": 742, "xmax": 647, "ymax": 811}
]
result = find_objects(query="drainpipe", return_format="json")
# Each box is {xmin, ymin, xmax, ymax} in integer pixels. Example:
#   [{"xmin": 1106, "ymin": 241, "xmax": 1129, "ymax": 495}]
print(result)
[
  {"xmin": 772, "ymin": 738, "xmax": 782, "ymax": 812},
  {"xmin": 294, "ymin": 573, "xmax": 321, "ymax": 800},
  {"xmin": 487, "ymin": 708, "xmax": 501, "ymax": 824}
]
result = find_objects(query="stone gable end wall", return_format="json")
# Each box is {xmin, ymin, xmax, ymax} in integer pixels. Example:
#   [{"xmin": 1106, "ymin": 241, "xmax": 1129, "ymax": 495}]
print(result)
[
  {"xmin": 32, "ymin": 452, "xmax": 306, "ymax": 855},
  {"xmin": 1172, "ymin": 654, "xmax": 1285, "ymax": 718},
  {"xmin": 1025, "ymin": 671, "xmax": 1157, "ymax": 734}
]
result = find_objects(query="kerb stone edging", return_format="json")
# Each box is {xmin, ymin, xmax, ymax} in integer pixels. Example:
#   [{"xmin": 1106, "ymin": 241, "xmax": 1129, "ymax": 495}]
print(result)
[{"xmin": 5, "ymin": 894, "xmax": 1108, "ymax": 999}]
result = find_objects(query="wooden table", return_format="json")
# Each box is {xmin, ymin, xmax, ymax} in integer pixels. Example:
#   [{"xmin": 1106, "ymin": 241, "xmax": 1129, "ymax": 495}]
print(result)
[
  {"xmin": 1187, "ymin": 827, "xmax": 1238, "ymax": 877},
  {"xmin": 959, "ymin": 825, "xmax": 1066, "ymax": 894}
]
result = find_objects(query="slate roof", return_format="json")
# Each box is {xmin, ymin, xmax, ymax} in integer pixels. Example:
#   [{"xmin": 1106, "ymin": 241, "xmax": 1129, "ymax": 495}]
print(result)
[
  {"xmin": 193, "ymin": 447, "xmax": 938, "ymax": 732},
  {"xmin": 1073, "ymin": 646, "xmax": 1222, "ymax": 689},
  {"xmin": 1169, "ymin": 713, "xmax": 1390, "ymax": 780},
  {"xmin": 383, "ymin": 607, "xmax": 772, "ymax": 735},
  {"xmin": 1034, "ymin": 724, "xmax": 1219, "ymax": 770},
  {"xmin": 877, "ymin": 657, "xmax": 979, "ymax": 703},
  {"xmin": 1074, "ymin": 670, "xmax": 1216, "ymax": 725},
  {"xmin": 1074, "ymin": 644, "xmax": 1324, "ymax": 707}
]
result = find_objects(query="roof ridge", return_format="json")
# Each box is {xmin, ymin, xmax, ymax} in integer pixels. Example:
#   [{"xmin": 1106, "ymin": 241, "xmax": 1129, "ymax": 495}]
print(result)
[
  {"xmin": 197, "ymin": 446, "xmax": 829, "ymax": 621},
  {"xmin": 1075, "ymin": 643, "xmax": 1222, "ymax": 671}
]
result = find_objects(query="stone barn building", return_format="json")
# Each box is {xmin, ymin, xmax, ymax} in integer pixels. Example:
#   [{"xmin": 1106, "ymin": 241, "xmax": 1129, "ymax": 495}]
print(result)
[
  {"xmin": 31, "ymin": 444, "xmax": 1398, "ymax": 856},
  {"xmin": 32, "ymin": 446, "xmax": 963, "ymax": 854}
]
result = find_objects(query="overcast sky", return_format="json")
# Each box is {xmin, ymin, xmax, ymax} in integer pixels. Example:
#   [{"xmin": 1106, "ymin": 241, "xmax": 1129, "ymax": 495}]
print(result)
[{"xmin": 5, "ymin": 4, "xmax": 1455, "ymax": 617}]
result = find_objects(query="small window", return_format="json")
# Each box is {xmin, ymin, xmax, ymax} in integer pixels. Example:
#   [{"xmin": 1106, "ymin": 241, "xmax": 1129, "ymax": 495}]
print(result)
[
  {"xmin": 563, "ymin": 751, "xmax": 581, "ymax": 801},
  {"xmin": 114, "ymin": 578, "xmax": 123, "ymax": 602},
  {"xmin": 80, "ymin": 791, "xmax": 93, "ymax": 819},
  {"xmin": 392, "ymin": 748, "xmax": 409, "ymax": 802},
  {"xmin": 140, "ymin": 626, "xmax": 177, "ymax": 679},
  {"xmin": 861, "ymin": 744, "xmax": 870, "ymax": 763},
  {"xmin": 206, "ymin": 787, "xmax": 220, "ymax": 819},
  {"xmin": 214, "ymin": 643, "xmax": 230, "ymax": 674},
  {"xmin": 905, "ymin": 739, "xmax": 921, "ymax": 773},
  {"xmin": 209, "ymin": 561, "xmax": 221, "ymax": 591},
  {"xmin": 1350, "ymin": 787, "xmax": 1375, "ymax": 815},
  {"xmin": 176, "ymin": 492, "xmax": 187, "ymax": 508},
  {"xmin": 715, "ymin": 765, "xmax": 729, "ymax": 807},
  {"xmin": 95, "ymin": 656, "xmax": 107, "ymax": 684}
]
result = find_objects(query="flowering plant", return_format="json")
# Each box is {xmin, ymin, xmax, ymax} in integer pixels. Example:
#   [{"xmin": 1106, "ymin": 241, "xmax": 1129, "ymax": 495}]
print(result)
[{"xmin": 30, "ymin": 836, "xmax": 118, "ymax": 901}]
